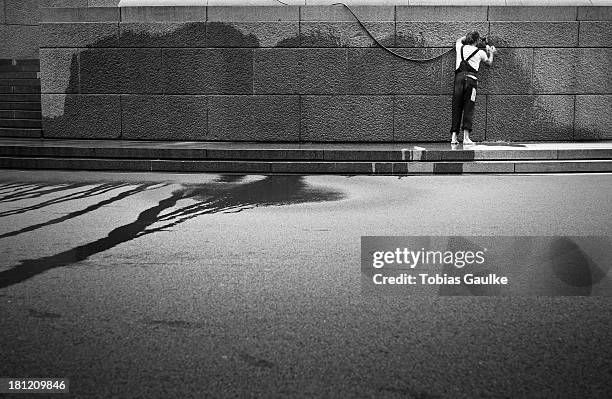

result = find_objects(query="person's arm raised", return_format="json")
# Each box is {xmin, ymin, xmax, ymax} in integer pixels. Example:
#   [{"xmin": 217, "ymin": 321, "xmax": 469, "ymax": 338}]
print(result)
[{"xmin": 482, "ymin": 45, "xmax": 497, "ymax": 66}]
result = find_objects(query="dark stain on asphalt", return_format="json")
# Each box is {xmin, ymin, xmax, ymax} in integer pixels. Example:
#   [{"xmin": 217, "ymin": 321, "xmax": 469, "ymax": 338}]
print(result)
[
  {"xmin": 140, "ymin": 175, "xmax": 345, "ymax": 237},
  {"xmin": 436, "ymin": 236, "xmax": 611, "ymax": 296},
  {"xmin": 192, "ymin": 174, "xmax": 342, "ymax": 207},
  {"xmin": 215, "ymin": 174, "xmax": 246, "ymax": 183},
  {"xmin": 549, "ymin": 237, "xmax": 609, "ymax": 295},
  {"xmin": 27, "ymin": 308, "xmax": 61, "ymax": 319},
  {"xmin": 143, "ymin": 319, "xmax": 209, "ymax": 330},
  {"xmin": 378, "ymin": 384, "xmax": 441, "ymax": 398},
  {"xmin": 238, "ymin": 352, "xmax": 277, "ymax": 369},
  {"xmin": 0, "ymin": 176, "xmax": 344, "ymax": 289}
]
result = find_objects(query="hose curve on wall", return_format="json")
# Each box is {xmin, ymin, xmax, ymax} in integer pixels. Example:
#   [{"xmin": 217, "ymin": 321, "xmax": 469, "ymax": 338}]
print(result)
[
  {"xmin": 274, "ymin": 2, "xmax": 455, "ymax": 62},
  {"xmin": 331, "ymin": 3, "xmax": 453, "ymax": 62}
]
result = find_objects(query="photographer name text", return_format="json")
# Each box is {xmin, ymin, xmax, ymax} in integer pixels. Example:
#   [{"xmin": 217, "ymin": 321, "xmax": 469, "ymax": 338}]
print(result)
[{"xmin": 370, "ymin": 248, "xmax": 509, "ymax": 286}]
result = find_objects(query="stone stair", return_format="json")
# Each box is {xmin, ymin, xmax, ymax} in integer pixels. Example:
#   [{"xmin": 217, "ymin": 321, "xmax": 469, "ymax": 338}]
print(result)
[
  {"xmin": 1, "ymin": 139, "xmax": 612, "ymax": 174},
  {"xmin": 0, "ymin": 60, "xmax": 42, "ymax": 139}
]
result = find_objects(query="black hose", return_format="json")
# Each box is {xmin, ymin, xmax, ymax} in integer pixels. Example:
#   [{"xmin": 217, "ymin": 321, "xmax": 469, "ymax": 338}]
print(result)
[{"xmin": 331, "ymin": 3, "xmax": 453, "ymax": 62}]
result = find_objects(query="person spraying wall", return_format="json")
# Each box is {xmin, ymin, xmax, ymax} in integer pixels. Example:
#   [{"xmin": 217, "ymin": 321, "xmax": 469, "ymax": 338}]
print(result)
[{"xmin": 450, "ymin": 31, "xmax": 497, "ymax": 145}]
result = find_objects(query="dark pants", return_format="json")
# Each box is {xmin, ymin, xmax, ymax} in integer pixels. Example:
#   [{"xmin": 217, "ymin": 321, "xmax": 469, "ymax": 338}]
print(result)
[{"xmin": 450, "ymin": 71, "xmax": 478, "ymax": 133}]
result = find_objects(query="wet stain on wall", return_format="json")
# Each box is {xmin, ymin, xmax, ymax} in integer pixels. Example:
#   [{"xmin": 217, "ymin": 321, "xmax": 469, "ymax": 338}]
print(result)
[{"xmin": 38, "ymin": 11, "xmax": 608, "ymax": 142}]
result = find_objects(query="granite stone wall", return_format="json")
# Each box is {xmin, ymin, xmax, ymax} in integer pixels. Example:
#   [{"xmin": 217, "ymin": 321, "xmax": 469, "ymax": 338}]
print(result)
[
  {"xmin": 38, "ymin": 5, "xmax": 612, "ymax": 142},
  {"xmin": 0, "ymin": 0, "xmax": 120, "ymax": 59},
  {"xmin": 1, "ymin": 0, "xmax": 41, "ymax": 59}
]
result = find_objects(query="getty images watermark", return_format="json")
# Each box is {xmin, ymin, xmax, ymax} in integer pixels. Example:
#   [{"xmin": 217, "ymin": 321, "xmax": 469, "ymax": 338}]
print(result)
[
  {"xmin": 361, "ymin": 236, "xmax": 612, "ymax": 296},
  {"xmin": 371, "ymin": 246, "xmax": 501, "ymax": 285}
]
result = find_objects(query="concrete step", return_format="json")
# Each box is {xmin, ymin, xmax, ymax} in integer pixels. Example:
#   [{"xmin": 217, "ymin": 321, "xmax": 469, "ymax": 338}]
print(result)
[
  {"xmin": 0, "ymin": 86, "xmax": 41, "ymax": 94},
  {"xmin": 0, "ymin": 94, "xmax": 41, "ymax": 103},
  {"xmin": 0, "ymin": 119, "xmax": 42, "ymax": 128},
  {"xmin": 0, "ymin": 110, "xmax": 42, "ymax": 119},
  {"xmin": 0, "ymin": 86, "xmax": 40, "ymax": 94},
  {"xmin": 0, "ymin": 128, "xmax": 42, "ymax": 138},
  {"xmin": 1, "ymin": 156, "xmax": 611, "ymax": 174},
  {"xmin": 0, "ymin": 79, "xmax": 40, "ymax": 86},
  {"xmin": 0, "ymin": 139, "xmax": 611, "ymax": 162},
  {"xmin": 1, "ymin": 139, "xmax": 611, "ymax": 174},
  {"xmin": 0, "ymin": 102, "xmax": 42, "ymax": 111},
  {"xmin": 0, "ymin": 72, "xmax": 39, "ymax": 79},
  {"xmin": 0, "ymin": 79, "xmax": 41, "ymax": 95},
  {"xmin": 0, "ymin": 59, "xmax": 40, "ymax": 73}
]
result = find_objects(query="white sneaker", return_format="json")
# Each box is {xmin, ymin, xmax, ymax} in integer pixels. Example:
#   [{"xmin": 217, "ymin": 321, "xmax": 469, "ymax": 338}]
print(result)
[{"xmin": 451, "ymin": 133, "xmax": 459, "ymax": 145}]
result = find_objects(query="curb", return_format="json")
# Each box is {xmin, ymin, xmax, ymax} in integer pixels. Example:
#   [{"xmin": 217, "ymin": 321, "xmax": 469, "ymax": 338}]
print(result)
[{"xmin": 2, "ymin": 157, "xmax": 612, "ymax": 175}]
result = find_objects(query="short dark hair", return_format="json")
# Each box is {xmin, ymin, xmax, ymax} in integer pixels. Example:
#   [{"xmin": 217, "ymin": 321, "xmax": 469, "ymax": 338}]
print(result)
[{"xmin": 463, "ymin": 31, "xmax": 480, "ymax": 45}]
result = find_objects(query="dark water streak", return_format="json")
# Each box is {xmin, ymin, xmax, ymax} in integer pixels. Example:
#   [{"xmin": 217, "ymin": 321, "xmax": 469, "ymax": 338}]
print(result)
[{"xmin": 0, "ymin": 176, "xmax": 344, "ymax": 289}]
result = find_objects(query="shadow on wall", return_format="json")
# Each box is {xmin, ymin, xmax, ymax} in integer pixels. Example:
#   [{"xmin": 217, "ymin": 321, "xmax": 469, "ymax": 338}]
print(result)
[
  {"xmin": 43, "ymin": 21, "xmax": 584, "ymax": 142},
  {"xmin": 0, "ymin": 175, "xmax": 345, "ymax": 288}
]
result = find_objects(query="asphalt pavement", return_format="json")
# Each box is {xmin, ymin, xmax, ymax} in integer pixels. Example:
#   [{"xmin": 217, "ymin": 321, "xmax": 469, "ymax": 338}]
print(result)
[{"xmin": 0, "ymin": 170, "xmax": 611, "ymax": 398}]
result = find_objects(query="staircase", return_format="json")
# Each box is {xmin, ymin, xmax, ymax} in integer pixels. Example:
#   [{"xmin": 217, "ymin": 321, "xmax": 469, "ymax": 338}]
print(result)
[
  {"xmin": 1, "ymin": 139, "xmax": 612, "ymax": 174},
  {"xmin": 0, "ymin": 59, "xmax": 42, "ymax": 138}
]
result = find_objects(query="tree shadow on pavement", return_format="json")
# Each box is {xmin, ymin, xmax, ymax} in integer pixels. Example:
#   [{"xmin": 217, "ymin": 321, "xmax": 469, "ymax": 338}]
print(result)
[
  {"xmin": 0, "ymin": 182, "xmax": 161, "ymax": 239},
  {"xmin": 0, "ymin": 182, "xmax": 135, "ymax": 217},
  {"xmin": 0, "ymin": 175, "xmax": 345, "ymax": 289}
]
